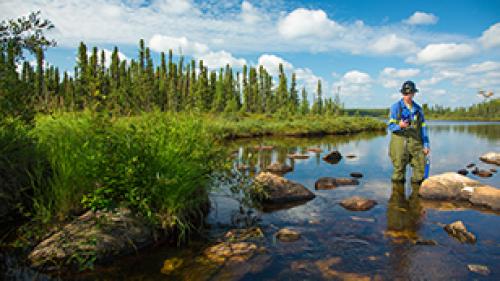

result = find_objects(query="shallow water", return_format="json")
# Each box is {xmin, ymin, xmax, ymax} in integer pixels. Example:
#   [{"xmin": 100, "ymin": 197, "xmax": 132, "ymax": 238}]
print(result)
[{"xmin": 3, "ymin": 121, "xmax": 500, "ymax": 280}]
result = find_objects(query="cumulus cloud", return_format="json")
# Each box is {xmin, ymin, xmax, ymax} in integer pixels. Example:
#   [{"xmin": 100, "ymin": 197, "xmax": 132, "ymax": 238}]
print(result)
[
  {"xmin": 295, "ymin": 67, "xmax": 322, "ymax": 95},
  {"xmin": 333, "ymin": 70, "xmax": 373, "ymax": 101},
  {"xmin": 380, "ymin": 67, "xmax": 420, "ymax": 88},
  {"xmin": 370, "ymin": 34, "xmax": 419, "ymax": 55},
  {"xmin": 241, "ymin": 1, "xmax": 261, "ymax": 24},
  {"xmin": 404, "ymin": 12, "xmax": 438, "ymax": 25},
  {"xmin": 257, "ymin": 54, "xmax": 293, "ymax": 76},
  {"xmin": 466, "ymin": 61, "xmax": 500, "ymax": 73},
  {"xmin": 479, "ymin": 23, "xmax": 500, "ymax": 49},
  {"xmin": 412, "ymin": 43, "xmax": 476, "ymax": 64},
  {"xmin": 151, "ymin": 0, "xmax": 194, "ymax": 15},
  {"xmin": 278, "ymin": 8, "xmax": 343, "ymax": 39},
  {"xmin": 199, "ymin": 50, "xmax": 246, "ymax": 69},
  {"xmin": 148, "ymin": 34, "xmax": 209, "ymax": 55}
]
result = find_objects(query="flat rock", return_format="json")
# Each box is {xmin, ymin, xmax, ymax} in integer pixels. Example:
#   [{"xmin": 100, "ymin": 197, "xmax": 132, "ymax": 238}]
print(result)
[
  {"xmin": 287, "ymin": 153, "xmax": 310, "ymax": 160},
  {"xmin": 307, "ymin": 147, "xmax": 322, "ymax": 153},
  {"xmin": 419, "ymin": 172, "xmax": 499, "ymax": 210},
  {"xmin": 265, "ymin": 162, "xmax": 292, "ymax": 174},
  {"xmin": 275, "ymin": 228, "xmax": 300, "ymax": 242},
  {"xmin": 254, "ymin": 172, "xmax": 315, "ymax": 204},
  {"xmin": 323, "ymin": 151, "xmax": 342, "ymax": 164},
  {"xmin": 224, "ymin": 227, "xmax": 264, "ymax": 242},
  {"xmin": 350, "ymin": 172, "xmax": 363, "ymax": 178},
  {"xmin": 28, "ymin": 208, "xmax": 157, "ymax": 269},
  {"xmin": 315, "ymin": 177, "xmax": 359, "ymax": 190},
  {"xmin": 479, "ymin": 152, "xmax": 500, "ymax": 165},
  {"xmin": 444, "ymin": 221, "xmax": 476, "ymax": 243},
  {"xmin": 473, "ymin": 169, "xmax": 493, "ymax": 177},
  {"xmin": 340, "ymin": 196, "xmax": 377, "ymax": 211},
  {"xmin": 204, "ymin": 242, "xmax": 257, "ymax": 264},
  {"xmin": 467, "ymin": 264, "xmax": 490, "ymax": 276}
]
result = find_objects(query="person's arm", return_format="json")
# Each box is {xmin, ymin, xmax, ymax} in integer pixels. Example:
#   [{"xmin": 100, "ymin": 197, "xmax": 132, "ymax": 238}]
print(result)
[
  {"xmin": 388, "ymin": 103, "xmax": 403, "ymax": 132},
  {"xmin": 420, "ymin": 110, "xmax": 430, "ymax": 149}
]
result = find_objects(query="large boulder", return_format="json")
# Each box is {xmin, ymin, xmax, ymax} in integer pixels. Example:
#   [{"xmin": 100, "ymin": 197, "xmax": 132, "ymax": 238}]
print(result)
[
  {"xmin": 253, "ymin": 172, "xmax": 315, "ymax": 204},
  {"xmin": 315, "ymin": 177, "xmax": 359, "ymax": 190},
  {"xmin": 419, "ymin": 172, "xmax": 500, "ymax": 210},
  {"xmin": 28, "ymin": 208, "xmax": 157, "ymax": 269},
  {"xmin": 479, "ymin": 152, "xmax": 500, "ymax": 165}
]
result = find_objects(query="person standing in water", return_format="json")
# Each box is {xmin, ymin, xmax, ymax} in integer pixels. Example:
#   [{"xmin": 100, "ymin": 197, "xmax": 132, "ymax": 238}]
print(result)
[{"xmin": 388, "ymin": 81, "xmax": 430, "ymax": 183}]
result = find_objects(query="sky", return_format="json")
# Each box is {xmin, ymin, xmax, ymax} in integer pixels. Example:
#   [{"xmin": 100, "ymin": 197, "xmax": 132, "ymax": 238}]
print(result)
[{"xmin": 1, "ymin": 0, "xmax": 500, "ymax": 108}]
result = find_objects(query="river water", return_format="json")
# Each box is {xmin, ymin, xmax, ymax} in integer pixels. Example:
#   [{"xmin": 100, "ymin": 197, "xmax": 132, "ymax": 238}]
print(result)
[{"xmin": 2, "ymin": 121, "xmax": 499, "ymax": 280}]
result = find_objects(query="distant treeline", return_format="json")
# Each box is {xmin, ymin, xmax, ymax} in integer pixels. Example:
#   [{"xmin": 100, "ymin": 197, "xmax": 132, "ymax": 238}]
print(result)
[
  {"xmin": 344, "ymin": 98, "xmax": 500, "ymax": 121},
  {"xmin": 1, "ymin": 36, "xmax": 344, "ymax": 120}
]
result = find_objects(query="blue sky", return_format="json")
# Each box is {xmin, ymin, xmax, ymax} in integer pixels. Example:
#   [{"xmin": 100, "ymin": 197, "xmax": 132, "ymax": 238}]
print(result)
[{"xmin": 2, "ymin": 0, "xmax": 500, "ymax": 108}]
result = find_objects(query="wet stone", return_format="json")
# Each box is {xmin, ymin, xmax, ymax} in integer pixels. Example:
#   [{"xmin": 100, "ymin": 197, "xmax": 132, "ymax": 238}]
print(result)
[
  {"xmin": 340, "ymin": 196, "xmax": 377, "ymax": 211},
  {"xmin": 275, "ymin": 228, "xmax": 301, "ymax": 242},
  {"xmin": 265, "ymin": 162, "xmax": 293, "ymax": 174},
  {"xmin": 288, "ymin": 153, "xmax": 310, "ymax": 160},
  {"xmin": 315, "ymin": 177, "xmax": 359, "ymax": 190},
  {"xmin": 479, "ymin": 152, "xmax": 500, "ymax": 165},
  {"xmin": 161, "ymin": 257, "xmax": 183, "ymax": 275},
  {"xmin": 323, "ymin": 151, "xmax": 342, "ymax": 164},
  {"xmin": 253, "ymin": 172, "xmax": 315, "ymax": 205},
  {"xmin": 350, "ymin": 172, "xmax": 363, "ymax": 178},
  {"xmin": 224, "ymin": 227, "xmax": 264, "ymax": 242},
  {"xmin": 491, "ymin": 168, "xmax": 498, "ymax": 173},
  {"xmin": 466, "ymin": 163, "xmax": 476, "ymax": 169},
  {"xmin": 346, "ymin": 154, "xmax": 357, "ymax": 158},
  {"xmin": 473, "ymin": 169, "xmax": 493, "ymax": 177},
  {"xmin": 444, "ymin": 221, "xmax": 476, "ymax": 243},
  {"xmin": 457, "ymin": 169, "xmax": 468, "ymax": 176},
  {"xmin": 467, "ymin": 264, "xmax": 490, "ymax": 276},
  {"xmin": 204, "ymin": 242, "xmax": 258, "ymax": 264}
]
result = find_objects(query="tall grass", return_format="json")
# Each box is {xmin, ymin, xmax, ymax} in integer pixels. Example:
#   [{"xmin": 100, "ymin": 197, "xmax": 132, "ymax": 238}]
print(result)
[{"xmin": 29, "ymin": 111, "xmax": 223, "ymax": 235}]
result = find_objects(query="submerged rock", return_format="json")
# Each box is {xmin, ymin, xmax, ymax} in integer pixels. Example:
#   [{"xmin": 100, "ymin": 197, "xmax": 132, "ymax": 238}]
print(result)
[
  {"xmin": 479, "ymin": 152, "xmax": 500, "ymax": 165},
  {"xmin": 28, "ymin": 208, "xmax": 157, "ymax": 269},
  {"xmin": 444, "ymin": 221, "xmax": 476, "ymax": 243},
  {"xmin": 204, "ymin": 242, "xmax": 257, "ymax": 264},
  {"xmin": 473, "ymin": 169, "xmax": 493, "ymax": 177},
  {"xmin": 419, "ymin": 172, "xmax": 500, "ymax": 210},
  {"xmin": 161, "ymin": 258, "xmax": 184, "ymax": 275},
  {"xmin": 340, "ymin": 196, "xmax": 377, "ymax": 211},
  {"xmin": 275, "ymin": 228, "xmax": 301, "ymax": 242},
  {"xmin": 265, "ymin": 162, "xmax": 293, "ymax": 174},
  {"xmin": 315, "ymin": 177, "xmax": 359, "ymax": 190},
  {"xmin": 224, "ymin": 227, "xmax": 264, "ymax": 242},
  {"xmin": 253, "ymin": 172, "xmax": 315, "ymax": 205},
  {"xmin": 414, "ymin": 239, "xmax": 438, "ymax": 246},
  {"xmin": 323, "ymin": 151, "xmax": 342, "ymax": 164},
  {"xmin": 467, "ymin": 264, "xmax": 490, "ymax": 276},
  {"xmin": 288, "ymin": 153, "xmax": 310, "ymax": 160}
]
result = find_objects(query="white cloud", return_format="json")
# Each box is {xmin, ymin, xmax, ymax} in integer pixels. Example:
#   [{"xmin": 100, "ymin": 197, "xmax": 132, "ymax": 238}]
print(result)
[
  {"xmin": 278, "ymin": 8, "xmax": 343, "ymax": 39},
  {"xmin": 412, "ymin": 43, "xmax": 476, "ymax": 64},
  {"xmin": 151, "ymin": 0, "xmax": 194, "ymax": 15},
  {"xmin": 295, "ymin": 67, "xmax": 322, "ymax": 95},
  {"xmin": 479, "ymin": 23, "xmax": 500, "ymax": 49},
  {"xmin": 370, "ymin": 34, "xmax": 419, "ymax": 55},
  {"xmin": 333, "ymin": 70, "xmax": 373, "ymax": 101},
  {"xmin": 241, "ymin": 1, "xmax": 261, "ymax": 24},
  {"xmin": 404, "ymin": 12, "xmax": 438, "ymax": 25},
  {"xmin": 466, "ymin": 61, "xmax": 500, "ymax": 73},
  {"xmin": 148, "ymin": 34, "xmax": 209, "ymax": 56},
  {"xmin": 380, "ymin": 67, "xmax": 420, "ymax": 88},
  {"xmin": 199, "ymin": 50, "xmax": 246, "ymax": 69},
  {"xmin": 257, "ymin": 54, "xmax": 293, "ymax": 76},
  {"xmin": 343, "ymin": 70, "xmax": 372, "ymax": 84}
]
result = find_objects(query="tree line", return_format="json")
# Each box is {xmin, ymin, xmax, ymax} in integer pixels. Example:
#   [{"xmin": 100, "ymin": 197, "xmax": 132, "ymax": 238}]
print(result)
[{"xmin": 0, "ymin": 13, "xmax": 343, "ymax": 120}]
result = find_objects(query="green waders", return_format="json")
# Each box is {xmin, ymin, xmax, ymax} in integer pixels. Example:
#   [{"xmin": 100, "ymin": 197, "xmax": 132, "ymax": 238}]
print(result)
[{"xmin": 389, "ymin": 120, "xmax": 425, "ymax": 182}]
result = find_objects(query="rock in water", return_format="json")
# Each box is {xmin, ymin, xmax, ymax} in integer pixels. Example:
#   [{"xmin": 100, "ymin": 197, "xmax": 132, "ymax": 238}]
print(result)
[
  {"xmin": 475, "ymin": 170, "xmax": 493, "ymax": 177},
  {"xmin": 419, "ymin": 172, "xmax": 500, "ymax": 210},
  {"xmin": 161, "ymin": 258, "xmax": 183, "ymax": 275},
  {"xmin": 457, "ymin": 169, "xmax": 468, "ymax": 176},
  {"xmin": 254, "ymin": 172, "xmax": 315, "ymax": 204},
  {"xmin": 340, "ymin": 196, "xmax": 377, "ymax": 211},
  {"xmin": 467, "ymin": 264, "xmax": 490, "ymax": 276},
  {"xmin": 204, "ymin": 242, "xmax": 257, "ymax": 264},
  {"xmin": 350, "ymin": 172, "xmax": 363, "ymax": 178},
  {"xmin": 265, "ymin": 162, "xmax": 293, "ymax": 174},
  {"xmin": 466, "ymin": 163, "xmax": 476, "ymax": 168},
  {"xmin": 323, "ymin": 151, "xmax": 342, "ymax": 164},
  {"xmin": 479, "ymin": 152, "xmax": 500, "ymax": 165},
  {"xmin": 307, "ymin": 147, "xmax": 322, "ymax": 153},
  {"xmin": 287, "ymin": 153, "xmax": 310, "ymax": 160},
  {"xmin": 275, "ymin": 228, "xmax": 301, "ymax": 242},
  {"xmin": 28, "ymin": 208, "xmax": 157, "ymax": 269},
  {"xmin": 315, "ymin": 177, "xmax": 359, "ymax": 190},
  {"xmin": 444, "ymin": 221, "xmax": 476, "ymax": 243}
]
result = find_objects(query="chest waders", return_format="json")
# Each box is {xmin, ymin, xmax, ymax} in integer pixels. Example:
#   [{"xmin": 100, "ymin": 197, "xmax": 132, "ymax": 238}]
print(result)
[{"xmin": 389, "ymin": 106, "xmax": 425, "ymax": 182}]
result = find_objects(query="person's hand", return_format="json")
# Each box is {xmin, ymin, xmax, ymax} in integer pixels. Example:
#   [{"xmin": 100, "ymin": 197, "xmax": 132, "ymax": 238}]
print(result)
[
  {"xmin": 399, "ymin": 120, "xmax": 409, "ymax": 128},
  {"xmin": 423, "ymin": 148, "xmax": 430, "ymax": 155}
]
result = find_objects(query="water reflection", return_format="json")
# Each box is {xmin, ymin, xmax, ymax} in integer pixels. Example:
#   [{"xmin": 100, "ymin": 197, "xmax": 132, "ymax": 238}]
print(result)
[{"xmin": 386, "ymin": 182, "xmax": 423, "ymax": 240}]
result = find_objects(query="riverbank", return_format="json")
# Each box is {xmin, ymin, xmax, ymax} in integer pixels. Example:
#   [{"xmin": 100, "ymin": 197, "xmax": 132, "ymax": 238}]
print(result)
[{"xmin": 0, "ymin": 112, "xmax": 385, "ymax": 272}]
